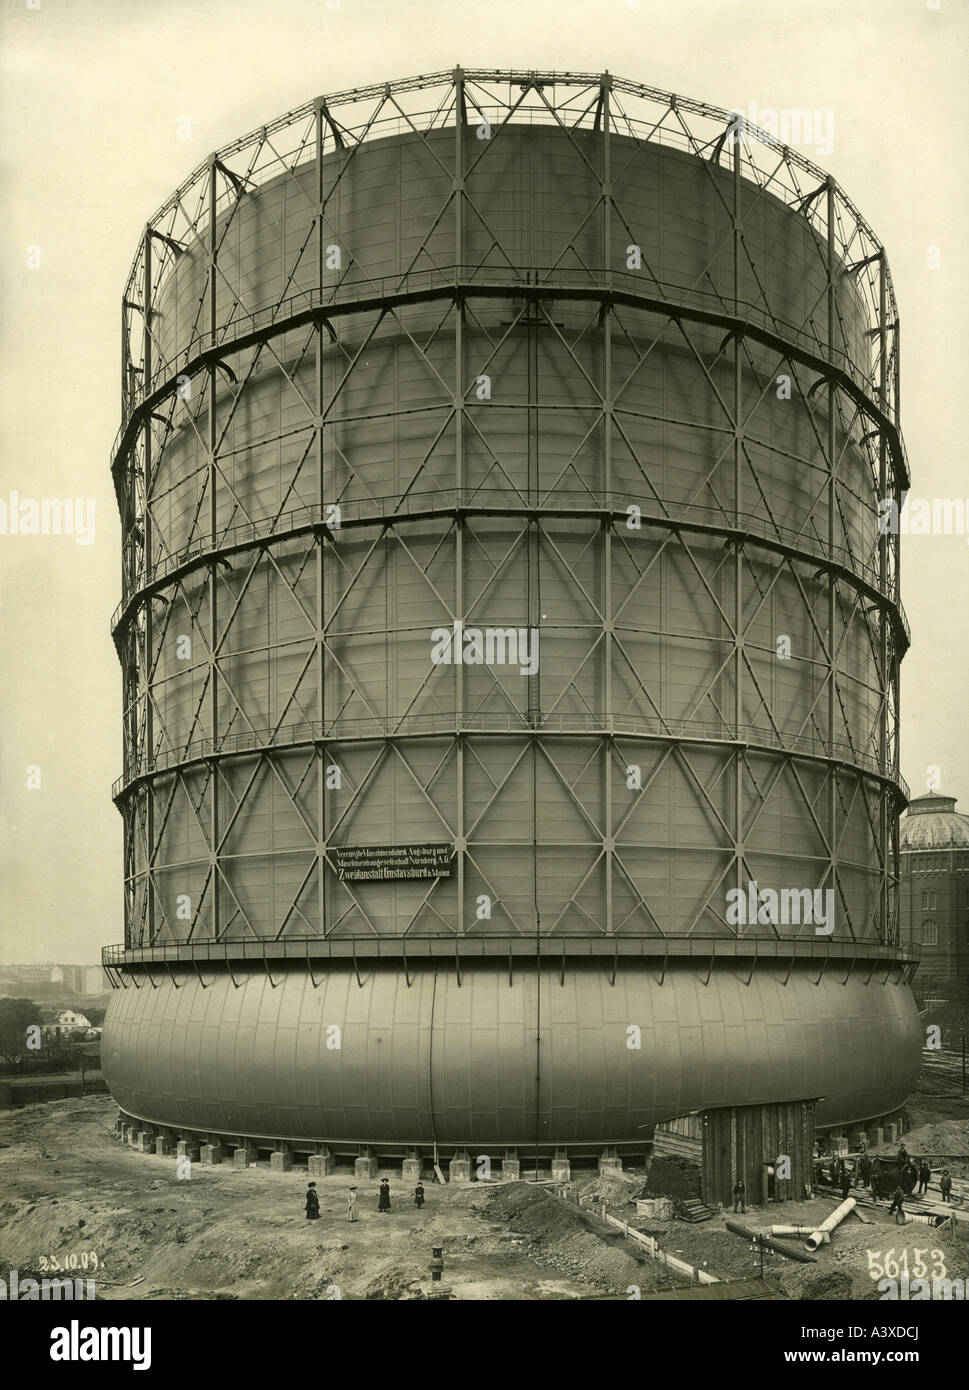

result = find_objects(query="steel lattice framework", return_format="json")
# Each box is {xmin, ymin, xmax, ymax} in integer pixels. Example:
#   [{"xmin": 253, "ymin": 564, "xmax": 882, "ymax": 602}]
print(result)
[{"xmin": 108, "ymin": 69, "xmax": 909, "ymax": 966}]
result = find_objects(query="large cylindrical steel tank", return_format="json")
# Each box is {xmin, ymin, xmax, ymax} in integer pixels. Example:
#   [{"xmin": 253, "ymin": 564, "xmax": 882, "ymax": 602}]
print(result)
[{"xmin": 103, "ymin": 71, "xmax": 918, "ymax": 1154}]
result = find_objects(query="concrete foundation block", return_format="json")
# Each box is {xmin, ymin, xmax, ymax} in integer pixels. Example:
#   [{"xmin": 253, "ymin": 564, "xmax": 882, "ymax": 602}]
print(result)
[
  {"xmin": 354, "ymin": 1155, "xmax": 377, "ymax": 1180},
  {"xmin": 551, "ymin": 1158, "xmax": 571, "ymax": 1182},
  {"xmin": 402, "ymin": 1158, "xmax": 422, "ymax": 1182},
  {"xmin": 126, "ymin": 1127, "xmax": 142, "ymax": 1148},
  {"xmin": 501, "ymin": 1159, "xmax": 521, "ymax": 1181},
  {"xmin": 200, "ymin": 1143, "xmax": 224, "ymax": 1165},
  {"xmin": 176, "ymin": 1140, "xmax": 200, "ymax": 1161},
  {"xmin": 155, "ymin": 1135, "xmax": 175, "ymax": 1157},
  {"xmin": 599, "ymin": 1155, "xmax": 623, "ymax": 1177},
  {"xmin": 308, "ymin": 1152, "xmax": 335, "ymax": 1178},
  {"xmin": 136, "ymin": 1129, "xmax": 155, "ymax": 1153},
  {"xmin": 449, "ymin": 1160, "xmax": 472, "ymax": 1182},
  {"xmin": 233, "ymin": 1146, "xmax": 254, "ymax": 1169},
  {"xmin": 270, "ymin": 1150, "xmax": 292, "ymax": 1173}
]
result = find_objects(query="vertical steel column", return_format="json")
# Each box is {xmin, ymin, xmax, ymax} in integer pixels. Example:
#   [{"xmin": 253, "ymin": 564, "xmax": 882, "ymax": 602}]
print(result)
[
  {"xmin": 891, "ymin": 314, "xmax": 902, "ymax": 790},
  {"xmin": 825, "ymin": 180, "xmax": 839, "ymax": 935},
  {"xmin": 732, "ymin": 120, "xmax": 745, "ymax": 914},
  {"xmin": 526, "ymin": 281, "xmax": 540, "ymax": 730},
  {"xmin": 207, "ymin": 154, "xmax": 221, "ymax": 941},
  {"xmin": 522, "ymin": 86, "xmax": 543, "ymax": 1138},
  {"xmin": 453, "ymin": 70, "xmax": 466, "ymax": 933},
  {"xmin": 893, "ymin": 318, "xmax": 901, "ymax": 426},
  {"xmin": 121, "ymin": 294, "xmax": 128, "ymax": 421},
  {"xmin": 601, "ymin": 74, "xmax": 614, "ymax": 936},
  {"xmin": 315, "ymin": 98, "xmax": 328, "ymax": 938},
  {"xmin": 142, "ymin": 226, "xmax": 155, "ymax": 948},
  {"xmin": 878, "ymin": 253, "xmax": 890, "ymax": 942}
]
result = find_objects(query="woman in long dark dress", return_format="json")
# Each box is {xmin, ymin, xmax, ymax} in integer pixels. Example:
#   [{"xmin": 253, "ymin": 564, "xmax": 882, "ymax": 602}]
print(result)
[
  {"xmin": 377, "ymin": 1179, "xmax": 392, "ymax": 1212},
  {"xmin": 305, "ymin": 1182, "xmax": 321, "ymax": 1220},
  {"xmin": 414, "ymin": 1182, "xmax": 425, "ymax": 1209}
]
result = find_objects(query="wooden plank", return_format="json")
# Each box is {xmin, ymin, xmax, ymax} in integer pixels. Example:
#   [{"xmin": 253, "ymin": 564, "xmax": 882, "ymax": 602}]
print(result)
[
  {"xmin": 729, "ymin": 1108, "xmax": 737, "ymax": 1206},
  {"xmin": 584, "ymin": 1201, "xmax": 722, "ymax": 1285},
  {"xmin": 641, "ymin": 1278, "xmax": 776, "ymax": 1301}
]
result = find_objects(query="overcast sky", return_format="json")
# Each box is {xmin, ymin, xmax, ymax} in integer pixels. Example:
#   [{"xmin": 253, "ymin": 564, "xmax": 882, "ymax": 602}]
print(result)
[{"xmin": 1, "ymin": 0, "xmax": 966, "ymax": 965}]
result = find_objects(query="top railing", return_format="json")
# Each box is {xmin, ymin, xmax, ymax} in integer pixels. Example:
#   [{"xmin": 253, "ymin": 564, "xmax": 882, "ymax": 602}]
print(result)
[
  {"xmin": 115, "ymin": 70, "xmax": 903, "ymax": 466},
  {"xmin": 118, "ymin": 68, "xmax": 899, "ymax": 320}
]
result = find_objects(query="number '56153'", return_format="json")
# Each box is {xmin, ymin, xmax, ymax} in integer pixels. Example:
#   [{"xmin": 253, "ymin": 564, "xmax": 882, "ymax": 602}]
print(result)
[{"xmin": 866, "ymin": 1249, "xmax": 946, "ymax": 1280}]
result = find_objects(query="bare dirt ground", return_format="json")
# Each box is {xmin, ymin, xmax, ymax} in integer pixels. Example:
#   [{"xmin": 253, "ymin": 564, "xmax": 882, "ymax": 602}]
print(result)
[
  {"xmin": 0, "ymin": 1097, "xmax": 656, "ymax": 1300},
  {"xmin": 625, "ymin": 1196, "xmax": 969, "ymax": 1300},
  {"xmin": 2, "ymin": 1093, "xmax": 966, "ymax": 1301}
]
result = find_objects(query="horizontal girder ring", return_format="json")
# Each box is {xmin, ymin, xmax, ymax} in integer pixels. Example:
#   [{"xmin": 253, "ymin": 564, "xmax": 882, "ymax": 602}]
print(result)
[
  {"xmin": 112, "ymin": 723, "xmax": 909, "ymax": 806},
  {"xmin": 112, "ymin": 277, "xmax": 908, "ymax": 496},
  {"xmin": 103, "ymin": 935, "xmax": 917, "ymax": 969},
  {"xmin": 111, "ymin": 500, "xmax": 909, "ymax": 652}
]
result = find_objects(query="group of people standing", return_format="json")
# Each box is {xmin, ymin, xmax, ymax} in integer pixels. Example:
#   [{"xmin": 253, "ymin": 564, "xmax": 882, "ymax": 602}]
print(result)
[
  {"xmin": 818, "ymin": 1142, "xmax": 954, "ymax": 1221},
  {"xmin": 377, "ymin": 1178, "xmax": 425, "ymax": 1212},
  {"xmin": 304, "ymin": 1178, "xmax": 427, "ymax": 1221}
]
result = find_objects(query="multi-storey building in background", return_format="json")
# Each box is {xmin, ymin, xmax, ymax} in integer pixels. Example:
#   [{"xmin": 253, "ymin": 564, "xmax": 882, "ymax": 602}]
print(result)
[
  {"xmin": 0, "ymin": 963, "xmax": 110, "ymax": 995},
  {"xmin": 901, "ymin": 793, "xmax": 969, "ymax": 1000}
]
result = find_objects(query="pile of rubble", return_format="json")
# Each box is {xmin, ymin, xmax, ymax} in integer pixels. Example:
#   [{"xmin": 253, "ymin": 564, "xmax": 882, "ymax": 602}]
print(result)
[{"xmin": 482, "ymin": 1182, "xmax": 679, "ymax": 1293}]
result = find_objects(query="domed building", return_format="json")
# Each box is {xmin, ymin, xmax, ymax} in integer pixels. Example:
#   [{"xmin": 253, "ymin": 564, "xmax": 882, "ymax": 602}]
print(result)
[{"xmin": 900, "ymin": 794, "xmax": 969, "ymax": 998}]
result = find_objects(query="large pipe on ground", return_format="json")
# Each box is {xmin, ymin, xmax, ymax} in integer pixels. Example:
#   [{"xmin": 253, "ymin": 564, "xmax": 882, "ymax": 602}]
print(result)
[
  {"xmin": 770, "ymin": 1225, "xmax": 817, "ymax": 1237},
  {"xmin": 724, "ymin": 1219, "xmax": 818, "ymax": 1265},
  {"xmin": 904, "ymin": 1212, "xmax": 949, "ymax": 1227},
  {"xmin": 805, "ymin": 1196, "xmax": 856, "ymax": 1251}
]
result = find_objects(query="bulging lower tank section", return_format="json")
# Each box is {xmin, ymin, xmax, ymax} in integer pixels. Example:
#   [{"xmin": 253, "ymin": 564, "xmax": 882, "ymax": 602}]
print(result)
[
  {"xmin": 104, "ymin": 963, "xmax": 918, "ymax": 1142},
  {"xmin": 104, "ymin": 71, "xmax": 918, "ymax": 1150}
]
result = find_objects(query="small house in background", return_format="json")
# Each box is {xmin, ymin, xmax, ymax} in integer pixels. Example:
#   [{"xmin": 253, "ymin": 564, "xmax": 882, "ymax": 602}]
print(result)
[{"xmin": 44, "ymin": 1009, "xmax": 93, "ymax": 1037}]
